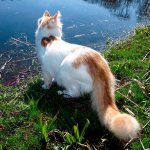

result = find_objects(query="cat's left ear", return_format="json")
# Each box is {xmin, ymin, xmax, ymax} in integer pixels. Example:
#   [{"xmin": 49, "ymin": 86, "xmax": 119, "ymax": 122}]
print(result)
[
  {"xmin": 53, "ymin": 11, "xmax": 61, "ymax": 21},
  {"xmin": 43, "ymin": 10, "xmax": 50, "ymax": 17}
]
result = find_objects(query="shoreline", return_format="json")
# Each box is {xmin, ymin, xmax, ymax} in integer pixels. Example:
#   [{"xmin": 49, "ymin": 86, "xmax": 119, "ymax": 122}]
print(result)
[{"xmin": 1, "ymin": 25, "xmax": 150, "ymax": 149}]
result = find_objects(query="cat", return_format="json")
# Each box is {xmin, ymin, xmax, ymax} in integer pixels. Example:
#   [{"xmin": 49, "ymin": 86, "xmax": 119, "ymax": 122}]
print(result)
[{"xmin": 35, "ymin": 10, "xmax": 140, "ymax": 141}]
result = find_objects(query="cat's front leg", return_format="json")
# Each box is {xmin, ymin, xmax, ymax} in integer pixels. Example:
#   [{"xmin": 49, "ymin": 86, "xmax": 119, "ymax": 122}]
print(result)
[{"xmin": 42, "ymin": 70, "xmax": 52, "ymax": 89}]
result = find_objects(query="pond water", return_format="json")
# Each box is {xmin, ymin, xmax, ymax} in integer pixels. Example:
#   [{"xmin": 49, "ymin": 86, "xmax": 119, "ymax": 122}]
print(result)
[{"xmin": 0, "ymin": 0, "xmax": 149, "ymax": 85}]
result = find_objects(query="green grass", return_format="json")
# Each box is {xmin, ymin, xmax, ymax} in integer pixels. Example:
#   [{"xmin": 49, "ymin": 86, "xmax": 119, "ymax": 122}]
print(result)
[{"xmin": 0, "ymin": 25, "xmax": 150, "ymax": 149}]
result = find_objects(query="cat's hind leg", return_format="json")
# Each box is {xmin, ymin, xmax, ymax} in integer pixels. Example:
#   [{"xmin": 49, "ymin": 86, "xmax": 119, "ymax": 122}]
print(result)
[
  {"xmin": 56, "ymin": 66, "xmax": 91, "ymax": 98},
  {"xmin": 57, "ymin": 86, "xmax": 80, "ymax": 98},
  {"xmin": 42, "ymin": 70, "xmax": 52, "ymax": 89}
]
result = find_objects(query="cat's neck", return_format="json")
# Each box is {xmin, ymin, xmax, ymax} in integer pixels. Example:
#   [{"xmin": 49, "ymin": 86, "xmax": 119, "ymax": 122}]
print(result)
[
  {"xmin": 35, "ymin": 26, "xmax": 62, "ymax": 57},
  {"xmin": 36, "ymin": 24, "xmax": 62, "ymax": 40}
]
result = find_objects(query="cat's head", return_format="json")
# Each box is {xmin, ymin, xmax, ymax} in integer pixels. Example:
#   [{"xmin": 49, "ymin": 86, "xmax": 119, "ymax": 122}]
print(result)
[{"xmin": 37, "ymin": 10, "xmax": 62, "ymax": 31}]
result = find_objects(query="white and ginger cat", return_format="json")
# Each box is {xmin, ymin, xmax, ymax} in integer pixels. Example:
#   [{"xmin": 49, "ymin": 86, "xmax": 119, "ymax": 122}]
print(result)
[{"xmin": 35, "ymin": 10, "xmax": 140, "ymax": 141}]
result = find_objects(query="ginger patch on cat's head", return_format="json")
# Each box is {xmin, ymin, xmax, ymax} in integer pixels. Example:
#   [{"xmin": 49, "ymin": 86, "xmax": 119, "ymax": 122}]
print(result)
[{"xmin": 38, "ymin": 10, "xmax": 61, "ymax": 29}]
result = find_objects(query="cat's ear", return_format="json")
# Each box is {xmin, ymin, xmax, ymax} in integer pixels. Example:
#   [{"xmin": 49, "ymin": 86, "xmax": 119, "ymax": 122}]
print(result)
[
  {"xmin": 53, "ymin": 11, "xmax": 61, "ymax": 21},
  {"xmin": 43, "ymin": 10, "xmax": 50, "ymax": 17},
  {"xmin": 38, "ymin": 18, "xmax": 42, "ymax": 26}
]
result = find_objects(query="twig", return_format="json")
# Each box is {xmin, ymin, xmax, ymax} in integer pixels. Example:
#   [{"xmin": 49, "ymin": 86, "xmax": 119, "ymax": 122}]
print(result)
[
  {"xmin": 10, "ymin": 37, "xmax": 35, "ymax": 49},
  {"xmin": 117, "ymin": 91, "xmax": 140, "ymax": 108}
]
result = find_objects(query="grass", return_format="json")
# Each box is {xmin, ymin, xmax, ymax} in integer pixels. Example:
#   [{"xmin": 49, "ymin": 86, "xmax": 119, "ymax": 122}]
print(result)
[{"xmin": 0, "ymin": 25, "xmax": 150, "ymax": 149}]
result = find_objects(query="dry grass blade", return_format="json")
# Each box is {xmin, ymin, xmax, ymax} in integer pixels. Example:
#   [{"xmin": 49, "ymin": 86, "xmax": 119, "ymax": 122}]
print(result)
[
  {"xmin": 115, "ymin": 81, "xmax": 131, "ymax": 91},
  {"xmin": 10, "ymin": 37, "xmax": 36, "ymax": 49},
  {"xmin": 132, "ymin": 79, "xmax": 145, "ymax": 90},
  {"xmin": 140, "ymin": 138, "xmax": 145, "ymax": 150},
  {"xmin": 142, "ymin": 71, "xmax": 150, "ymax": 79},
  {"xmin": 123, "ymin": 137, "xmax": 138, "ymax": 149},
  {"xmin": 123, "ymin": 106, "xmax": 135, "ymax": 116},
  {"xmin": 7, "ymin": 94, "xmax": 19, "ymax": 105},
  {"xmin": 142, "ymin": 119, "xmax": 150, "ymax": 129},
  {"xmin": 0, "ymin": 57, "xmax": 12, "ymax": 71},
  {"xmin": 77, "ymin": 143, "xmax": 90, "ymax": 149},
  {"xmin": 10, "ymin": 56, "xmax": 37, "ymax": 63},
  {"xmin": 142, "ymin": 49, "xmax": 150, "ymax": 61},
  {"xmin": 117, "ymin": 91, "xmax": 140, "ymax": 108}
]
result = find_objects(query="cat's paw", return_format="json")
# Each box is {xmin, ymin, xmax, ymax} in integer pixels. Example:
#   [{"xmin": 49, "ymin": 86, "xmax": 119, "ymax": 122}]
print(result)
[
  {"xmin": 57, "ymin": 90, "xmax": 72, "ymax": 98},
  {"xmin": 57, "ymin": 90, "xmax": 63, "ymax": 95},
  {"xmin": 42, "ymin": 84, "xmax": 50, "ymax": 89},
  {"xmin": 62, "ymin": 90, "xmax": 73, "ymax": 98},
  {"xmin": 63, "ymin": 94, "xmax": 73, "ymax": 98}
]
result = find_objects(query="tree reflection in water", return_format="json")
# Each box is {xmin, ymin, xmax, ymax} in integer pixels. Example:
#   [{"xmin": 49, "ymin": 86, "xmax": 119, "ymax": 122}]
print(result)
[{"xmin": 83, "ymin": 0, "xmax": 150, "ymax": 20}]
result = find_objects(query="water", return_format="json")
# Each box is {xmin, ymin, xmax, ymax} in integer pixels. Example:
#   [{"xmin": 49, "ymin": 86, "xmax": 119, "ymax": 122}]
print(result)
[
  {"xmin": 0, "ymin": 0, "xmax": 150, "ymax": 48},
  {"xmin": 0, "ymin": 0, "xmax": 149, "ymax": 85}
]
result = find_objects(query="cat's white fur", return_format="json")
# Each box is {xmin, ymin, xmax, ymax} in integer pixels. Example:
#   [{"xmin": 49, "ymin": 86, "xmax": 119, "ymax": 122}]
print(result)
[{"xmin": 35, "ymin": 10, "xmax": 140, "ymax": 140}]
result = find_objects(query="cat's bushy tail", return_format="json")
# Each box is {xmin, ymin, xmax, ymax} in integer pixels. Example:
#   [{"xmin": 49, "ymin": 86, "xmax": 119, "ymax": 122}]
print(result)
[{"xmin": 91, "ymin": 59, "xmax": 140, "ymax": 140}]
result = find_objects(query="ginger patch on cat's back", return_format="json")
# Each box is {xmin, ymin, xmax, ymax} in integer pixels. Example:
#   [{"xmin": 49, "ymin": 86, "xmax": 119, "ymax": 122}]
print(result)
[{"xmin": 41, "ymin": 35, "xmax": 57, "ymax": 47}]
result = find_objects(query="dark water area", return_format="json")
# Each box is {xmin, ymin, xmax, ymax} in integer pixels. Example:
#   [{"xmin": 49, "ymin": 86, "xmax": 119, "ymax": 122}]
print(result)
[{"xmin": 0, "ymin": 0, "xmax": 150, "ymax": 85}]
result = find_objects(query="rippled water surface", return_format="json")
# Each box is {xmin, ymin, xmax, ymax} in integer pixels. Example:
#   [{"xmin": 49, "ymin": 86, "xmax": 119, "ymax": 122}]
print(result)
[
  {"xmin": 0, "ymin": 0, "xmax": 149, "ymax": 85},
  {"xmin": 0, "ymin": 0, "xmax": 150, "ymax": 48}
]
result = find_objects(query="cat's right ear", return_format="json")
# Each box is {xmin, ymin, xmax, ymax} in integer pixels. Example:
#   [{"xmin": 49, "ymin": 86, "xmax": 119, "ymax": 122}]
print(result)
[
  {"xmin": 38, "ymin": 18, "xmax": 42, "ymax": 26},
  {"xmin": 43, "ymin": 10, "xmax": 50, "ymax": 17},
  {"xmin": 53, "ymin": 11, "xmax": 61, "ymax": 21}
]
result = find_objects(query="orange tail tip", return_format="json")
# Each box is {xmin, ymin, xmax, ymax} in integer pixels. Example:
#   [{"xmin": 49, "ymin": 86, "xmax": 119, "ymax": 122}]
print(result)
[{"xmin": 110, "ymin": 113, "xmax": 141, "ymax": 140}]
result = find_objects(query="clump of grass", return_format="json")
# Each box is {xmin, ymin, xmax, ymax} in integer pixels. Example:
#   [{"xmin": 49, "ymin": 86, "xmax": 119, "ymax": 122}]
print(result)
[
  {"xmin": 39, "ymin": 111, "xmax": 59, "ymax": 149},
  {"xmin": 63, "ymin": 119, "xmax": 90, "ymax": 145},
  {"xmin": 0, "ymin": 25, "xmax": 150, "ymax": 149}
]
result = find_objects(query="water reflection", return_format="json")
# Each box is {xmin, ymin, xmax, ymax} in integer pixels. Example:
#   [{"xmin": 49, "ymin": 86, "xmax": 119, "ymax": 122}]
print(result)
[
  {"xmin": 83, "ymin": 0, "xmax": 150, "ymax": 19},
  {"xmin": 137, "ymin": 0, "xmax": 150, "ymax": 20},
  {"xmin": 0, "ymin": 0, "xmax": 149, "ymax": 85},
  {"xmin": 1, "ymin": 0, "xmax": 150, "ymax": 20}
]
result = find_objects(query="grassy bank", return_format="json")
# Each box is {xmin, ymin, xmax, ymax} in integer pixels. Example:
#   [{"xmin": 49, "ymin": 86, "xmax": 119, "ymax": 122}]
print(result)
[{"xmin": 0, "ymin": 26, "xmax": 150, "ymax": 150}]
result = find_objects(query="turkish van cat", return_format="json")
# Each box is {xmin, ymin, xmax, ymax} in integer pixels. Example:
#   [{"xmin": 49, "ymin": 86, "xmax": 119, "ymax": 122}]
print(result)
[{"xmin": 35, "ymin": 10, "xmax": 140, "ymax": 141}]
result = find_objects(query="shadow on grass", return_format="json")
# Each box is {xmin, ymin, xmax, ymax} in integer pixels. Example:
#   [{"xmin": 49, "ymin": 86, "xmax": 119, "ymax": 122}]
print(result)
[{"xmin": 24, "ymin": 76, "xmax": 123, "ymax": 149}]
